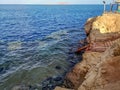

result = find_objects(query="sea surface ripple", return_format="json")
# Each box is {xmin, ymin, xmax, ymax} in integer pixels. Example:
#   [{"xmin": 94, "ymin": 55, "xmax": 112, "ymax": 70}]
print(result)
[{"xmin": 0, "ymin": 5, "xmax": 107, "ymax": 89}]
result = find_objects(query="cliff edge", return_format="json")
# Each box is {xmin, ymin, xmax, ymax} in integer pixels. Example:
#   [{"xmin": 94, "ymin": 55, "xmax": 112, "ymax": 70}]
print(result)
[{"xmin": 55, "ymin": 13, "xmax": 120, "ymax": 90}]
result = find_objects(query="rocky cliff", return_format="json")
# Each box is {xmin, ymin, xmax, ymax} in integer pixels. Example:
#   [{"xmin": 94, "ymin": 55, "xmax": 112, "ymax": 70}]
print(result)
[{"xmin": 54, "ymin": 13, "xmax": 120, "ymax": 90}]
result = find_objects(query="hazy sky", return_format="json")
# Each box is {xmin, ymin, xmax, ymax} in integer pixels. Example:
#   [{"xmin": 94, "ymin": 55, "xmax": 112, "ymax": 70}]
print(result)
[{"xmin": 0, "ymin": 0, "xmax": 112, "ymax": 4}]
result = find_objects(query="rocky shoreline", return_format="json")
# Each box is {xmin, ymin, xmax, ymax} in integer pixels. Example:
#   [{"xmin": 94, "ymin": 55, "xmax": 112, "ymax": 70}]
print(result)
[{"xmin": 55, "ymin": 13, "xmax": 120, "ymax": 90}]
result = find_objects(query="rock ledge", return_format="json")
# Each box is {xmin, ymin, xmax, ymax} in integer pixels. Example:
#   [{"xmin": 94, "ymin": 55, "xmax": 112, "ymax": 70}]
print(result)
[{"xmin": 54, "ymin": 13, "xmax": 120, "ymax": 90}]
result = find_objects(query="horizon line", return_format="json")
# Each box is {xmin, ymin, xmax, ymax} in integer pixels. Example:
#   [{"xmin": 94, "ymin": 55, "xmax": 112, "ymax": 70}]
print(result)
[{"xmin": 0, "ymin": 3, "xmax": 107, "ymax": 5}]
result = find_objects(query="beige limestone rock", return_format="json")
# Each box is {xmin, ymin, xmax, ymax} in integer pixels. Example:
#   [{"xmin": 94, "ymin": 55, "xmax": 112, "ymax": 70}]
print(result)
[
  {"xmin": 92, "ymin": 13, "xmax": 120, "ymax": 33},
  {"xmin": 55, "ymin": 13, "xmax": 120, "ymax": 90},
  {"xmin": 85, "ymin": 13, "xmax": 120, "ymax": 34},
  {"xmin": 78, "ymin": 42, "xmax": 120, "ymax": 90},
  {"xmin": 64, "ymin": 52, "xmax": 101, "ymax": 89},
  {"xmin": 66, "ymin": 41, "xmax": 120, "ymax": 90},
  {"xmin": 85, "ymin": 13, "xmax": 120, "ymax": 43}
]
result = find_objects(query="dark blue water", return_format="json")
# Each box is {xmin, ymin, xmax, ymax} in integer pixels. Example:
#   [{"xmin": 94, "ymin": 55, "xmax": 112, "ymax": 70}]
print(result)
[{"xmin": 0, "ymin": 5, "xmax": 105, "ymax": 90}]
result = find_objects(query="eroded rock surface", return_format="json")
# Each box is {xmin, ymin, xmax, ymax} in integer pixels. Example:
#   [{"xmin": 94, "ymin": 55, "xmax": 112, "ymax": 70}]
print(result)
[
  {"xmin": 86, "ymin": 13, "xmax": 120, "ymax": 52},
  {"xmin": 85, "ymin": 13, "xmax": 120, "ymax": 34},
  {"xmin": 78, "ymin": 42, "xmax": 120, "ymax": 90},
  {"xmin": 64, "ymin": 52, "xmax": 101, "ymax": 89},
  {"xmin": 54, "ymin": 13, "xmax": 120, "ymax": 90}
]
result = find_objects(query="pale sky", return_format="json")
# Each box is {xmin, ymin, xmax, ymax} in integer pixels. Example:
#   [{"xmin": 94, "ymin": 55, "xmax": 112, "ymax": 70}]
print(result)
[{"xmin": 0, "ymin": 0, "xmax": 112, "ymax": 4}]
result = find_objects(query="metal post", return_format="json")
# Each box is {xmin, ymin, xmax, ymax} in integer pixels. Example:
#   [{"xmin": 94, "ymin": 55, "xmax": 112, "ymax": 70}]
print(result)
[
  {"xmin": 103, "ymin": 1, "xmax": 106, "ymax": 13},
  {"xmin": 117, "ymin": 3, "xmax": 119, "ymax": 11},
  {"xmin": 110, "ymin": 3, "xmax": 113, "ymax": 12}
]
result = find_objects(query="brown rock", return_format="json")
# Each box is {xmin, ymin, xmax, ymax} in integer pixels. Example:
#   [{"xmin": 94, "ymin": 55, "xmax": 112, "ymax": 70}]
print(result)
[
  {"xmin": 64, "ymin": 52, "xmax": 101, "ymax": 89},
  {"xmin": 87, "ymin": 38, "xmax": 120, "ymax": 52},
  {"xmin": 85, "ymin": 17, "xmax": 97, "ymax": 34},
  {"xmin": 87, "ymin": 30, "xmax": 120, "ymax": 43},
  {"xmin": 85, "ymin": 13, "xmax": 120, "ymax": 52},
  {"xmin": 85, "ymin": 13, "xmax": 120, "ymax": 35},
  {"xmin": 85, "ymin": 13, "xmax": 120, "ymax": 44},
  {"xmin": 55, "ymin": 13, "xmax": 120, "ymax": 90},
  {"xmin": 78, "ymin": 41, "xmax": 120, "ymax": 90}
]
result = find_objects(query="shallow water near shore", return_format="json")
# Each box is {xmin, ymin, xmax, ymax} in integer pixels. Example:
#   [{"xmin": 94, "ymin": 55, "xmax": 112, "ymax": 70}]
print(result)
[{"xmin": 0, "ymin": 5, "xmax": 107, "ymax": 89}]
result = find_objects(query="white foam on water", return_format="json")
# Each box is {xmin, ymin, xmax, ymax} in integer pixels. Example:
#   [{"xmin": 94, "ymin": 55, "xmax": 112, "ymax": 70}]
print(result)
[
  {"xmin": 20, "ymin": 30, "xmax": 69, "ymax": 70},
  {"xmin": 46, "ymin": 30, "xmax": 68, "ymax": 40},
  {"xmin": 7, "ymin": 41, "xmax": 22, "ymax": 51},
  {"xmin": 38, "ymin": 41, "xmax": 48, "ymax": 48},
  {"xmin": 0, "ymin": 29, "xmax": 75, "ymax": 77},
  {"xmin": 37, "ymin": 30, "xmax": 68, "ymax": 49}
]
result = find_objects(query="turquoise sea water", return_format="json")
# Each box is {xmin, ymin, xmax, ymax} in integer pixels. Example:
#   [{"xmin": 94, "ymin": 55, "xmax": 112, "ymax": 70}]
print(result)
[{"xmin": 0, "ymin": 5, "xmax": 109, "ymax": 90}]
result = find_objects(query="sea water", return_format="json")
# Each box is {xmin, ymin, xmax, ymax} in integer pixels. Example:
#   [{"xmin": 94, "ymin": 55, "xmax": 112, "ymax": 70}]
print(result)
[{"xmin": 0, "ymin": 5, "xmax": 109, "ymax": 90}]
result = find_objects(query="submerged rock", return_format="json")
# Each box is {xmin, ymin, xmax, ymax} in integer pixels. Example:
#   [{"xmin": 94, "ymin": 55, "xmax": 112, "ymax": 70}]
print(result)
[
  {"xmin": 42, "ymin": 76, "xmax": 64, "ymax": 90},
  {"xmin": 55, "ymin": 66, "xmax": 62, "ymax": 70},
  {"xmin": 12, "ymin": 85, "xmax": 30, "ymax": 90},
  {"xmin": 12, "ymin": 84, "xmax": 38, "ymax": 90},
  {"xmin": 54, "ymin": 86, "xmax": 73, "ymax": 90}
]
